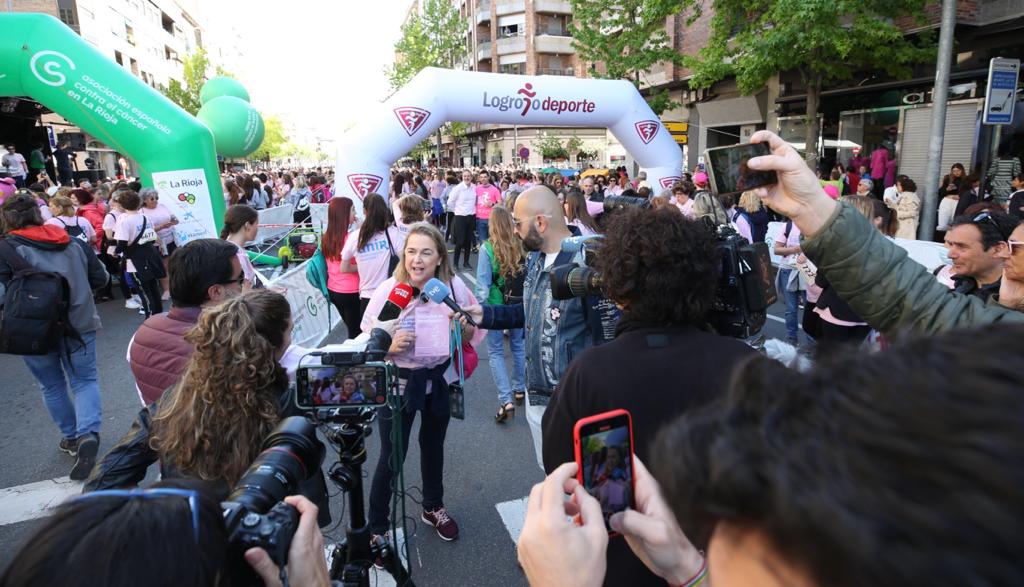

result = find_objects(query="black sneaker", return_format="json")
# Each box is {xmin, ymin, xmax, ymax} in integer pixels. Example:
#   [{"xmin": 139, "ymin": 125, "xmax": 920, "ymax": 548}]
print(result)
[
  {"xmin": 58, "ymin": 437, "xmax": 78, "ymax": 457},
  {"xmin": 70, "ymin": 434, "xmax": 99, "ymax": 481}
]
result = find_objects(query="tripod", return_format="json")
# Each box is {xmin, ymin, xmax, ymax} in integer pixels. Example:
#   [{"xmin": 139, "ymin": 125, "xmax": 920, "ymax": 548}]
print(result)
[{"xmin": 321, "ymin": 409, "xmax": 414, "ymax": 587}]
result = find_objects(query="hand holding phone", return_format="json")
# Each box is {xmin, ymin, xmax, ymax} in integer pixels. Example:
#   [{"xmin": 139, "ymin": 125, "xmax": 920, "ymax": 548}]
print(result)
[
  {"xmin": 704, "ymin": 142, "xmax": 778, "ymax": 196},
  {"xmin": 574, "ymin": 409, "xmax": 637, "ymax": 535}
]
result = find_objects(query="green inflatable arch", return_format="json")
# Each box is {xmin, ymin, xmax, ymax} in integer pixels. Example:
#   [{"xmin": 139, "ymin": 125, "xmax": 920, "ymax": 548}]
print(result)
[{"xmin": 0, "ymin": 13, "xmax": 224, "ymax": 241}]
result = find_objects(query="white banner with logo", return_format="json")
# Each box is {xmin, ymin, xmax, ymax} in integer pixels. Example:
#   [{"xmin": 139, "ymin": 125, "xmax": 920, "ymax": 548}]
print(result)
[
  {"xmin": 334, "ymin": 68, "xmax": 685, "ymax": 214},
  {"xmin": 153, "ymin": 169, "xmax": 218, "ymax": 245},
  {"xmin": 273, "ymin": 260, "xmax": 340, "ymax": 348}
]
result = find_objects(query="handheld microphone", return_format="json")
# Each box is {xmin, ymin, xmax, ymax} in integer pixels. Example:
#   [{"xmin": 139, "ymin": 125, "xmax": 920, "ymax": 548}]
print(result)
[
  {"xmin": 560, "ymin": 234, "xmax": 603, "ymax": 253},
  {"xmin": 421, "ymin": 277, "xmax": 477, "ymax": 327},
  {"xmin": 377, "ymin": 283, "xmax": 419, "ymax": 321}
]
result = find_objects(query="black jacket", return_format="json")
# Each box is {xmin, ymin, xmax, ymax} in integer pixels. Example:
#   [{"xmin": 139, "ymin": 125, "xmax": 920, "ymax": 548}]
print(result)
[
  {"xmin": 541, "ymin": 317, "xmax": 756, "ymax": 587},
  {"xmin": 83, "ymin": 383, "xmax": 332, "ymax": 526}
]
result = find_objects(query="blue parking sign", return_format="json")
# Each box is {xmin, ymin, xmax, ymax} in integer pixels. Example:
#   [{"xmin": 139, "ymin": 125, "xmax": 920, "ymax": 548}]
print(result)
[{"xmin": 983, "ymin": 58, "xmax": 1020, "ymax": 125}]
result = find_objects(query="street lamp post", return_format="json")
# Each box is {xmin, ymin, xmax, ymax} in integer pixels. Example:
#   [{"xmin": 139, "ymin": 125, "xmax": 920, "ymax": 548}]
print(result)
[{"xmin": 919, "ymin": 0, "xmax": 957, "ymax": 240}]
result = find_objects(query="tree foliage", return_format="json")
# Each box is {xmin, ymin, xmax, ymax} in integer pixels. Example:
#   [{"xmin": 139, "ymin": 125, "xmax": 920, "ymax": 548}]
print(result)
[
  {"xmin": 249, "ymin": 115, "xmax": 289, "ymax": 162},
  {"xmin": 163, "ymin": 47, "xmax": 211, "ymax": 115},
  {"xmin": 569, "ymin": 0, "xmax": 685, "ymax": 114},
  {"xmin": 681, "ymin": 0, "xmax": 934, "ymax": 161},
  {"xmin": 534, "ymin": 132, "xmax": 569, "ymax": 161}
]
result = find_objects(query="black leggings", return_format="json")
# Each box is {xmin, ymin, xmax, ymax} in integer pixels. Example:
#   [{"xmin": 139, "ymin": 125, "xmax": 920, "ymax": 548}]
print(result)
[
  {"xmin": 452, "ymin": 215, "xmax": 475, "ymax": 267},
  {"xmin": 99, "ymin": 252, "xmax": 130, "ymax": 299},
  {"xmin": 132, "ymin": 274, "xmax": 163, "ymax": 317},
  {"xmin": 329, "ymin": 290, "xmax": 363, "ymax": 338}
]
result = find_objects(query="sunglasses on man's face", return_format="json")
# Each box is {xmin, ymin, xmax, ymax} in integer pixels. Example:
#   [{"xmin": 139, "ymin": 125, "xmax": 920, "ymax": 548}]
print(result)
[{"xmin": 220, "ymin": 272, "xmax": 246, "ymax": 287}]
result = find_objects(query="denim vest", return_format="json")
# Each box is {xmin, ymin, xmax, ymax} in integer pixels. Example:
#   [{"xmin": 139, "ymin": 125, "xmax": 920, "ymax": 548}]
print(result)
[{"xmin": 523, "ymin": 249, "xmax": 619, "ymax": 402}]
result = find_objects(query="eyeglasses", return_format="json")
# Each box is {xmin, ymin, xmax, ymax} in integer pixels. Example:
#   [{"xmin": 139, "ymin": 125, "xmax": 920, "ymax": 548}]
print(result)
[
  {"xmin": 220, "ymin": 272, "xmax": 246, "ymax": 286},
  {"xmin": 68, "ymin": 488, "xmax": 200, "ymax": 543},
  {"xmin": 1008, "ymin": 240, "xmax": 1024, "ymax": 254}
]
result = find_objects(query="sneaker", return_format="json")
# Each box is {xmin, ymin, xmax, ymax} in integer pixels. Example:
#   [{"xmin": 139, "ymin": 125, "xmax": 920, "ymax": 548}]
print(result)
[
  {"xmin": 70, "ymin": 434, "xmax": 99, "ymax": 481},
  {"xmin": 58, "ymin": 437, "xmax": 78, "ymax": 456},
  {"xmin": 125, "ymin": 296, "xmax": 142, "ymax": 310},
  {"xmin": 422, "ymin": 507, "xmax": 459, "ymax": 541}
]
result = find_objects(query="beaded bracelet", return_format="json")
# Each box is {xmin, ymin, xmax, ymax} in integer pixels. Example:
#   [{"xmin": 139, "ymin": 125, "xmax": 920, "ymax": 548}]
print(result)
[{"xmin": 671, "ymin": 555, "xmax": 708, "ymax": 587}]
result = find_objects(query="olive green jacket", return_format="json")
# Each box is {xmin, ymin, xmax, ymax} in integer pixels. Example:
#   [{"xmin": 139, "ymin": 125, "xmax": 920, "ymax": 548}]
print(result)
[{"xmin": 800, "ymin": 203, "xmax": 1024, "ymax": 335}]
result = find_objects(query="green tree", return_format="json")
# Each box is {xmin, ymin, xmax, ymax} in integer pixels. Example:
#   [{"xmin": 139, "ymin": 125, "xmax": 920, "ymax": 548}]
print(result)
[
  {"xmin": 681, "ymin": 0, "xmax": 934, "ymax": 163},
  {"xmin": 387, "ymin": 0, "xmax": 469, "ymax": 162},
  {"xmin": 163, "ymin": 47, "xmax": 210, "ymax": 115},
  {"xmin": 534, "ymin": 132, "xmax": 569, "ymax": 161},
  {"xmin": 249, "ymin": 115, "xmax": 288, "ymax": 162},
  {"xmin": 569, "ymin": 0, "xmax": 685, "ymax": 115}
]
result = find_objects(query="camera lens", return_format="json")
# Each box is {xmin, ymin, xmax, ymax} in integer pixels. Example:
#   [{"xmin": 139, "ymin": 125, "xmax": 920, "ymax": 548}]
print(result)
[{"xmin": 226, "ymin": 416, "xmax": 323, "ymax": 513}]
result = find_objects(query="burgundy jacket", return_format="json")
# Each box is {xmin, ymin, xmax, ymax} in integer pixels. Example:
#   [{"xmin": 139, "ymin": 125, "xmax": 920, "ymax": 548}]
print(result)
[{"xmin": 129, "ymin": 305, "xmax": 202, "ymax": 405}]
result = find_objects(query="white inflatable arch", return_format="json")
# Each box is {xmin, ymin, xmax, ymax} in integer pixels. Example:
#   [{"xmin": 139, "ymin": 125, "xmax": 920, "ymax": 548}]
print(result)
[{"xmin": 335, "ymin": 67, "xmax": 683, "ymax": 213}]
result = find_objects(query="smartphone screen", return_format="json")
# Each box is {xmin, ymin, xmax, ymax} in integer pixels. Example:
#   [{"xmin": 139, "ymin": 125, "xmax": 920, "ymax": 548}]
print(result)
[
  {"xmin": 705, "ymin": 142, "xmax": 778, "ymax": 195},
  {"xmin": 575, "ymin": 410, "xmax": 635, "ymax": 532},
  {"xmin": 295, "ymin": 364, "xmax": 388, "ymax": 409}
]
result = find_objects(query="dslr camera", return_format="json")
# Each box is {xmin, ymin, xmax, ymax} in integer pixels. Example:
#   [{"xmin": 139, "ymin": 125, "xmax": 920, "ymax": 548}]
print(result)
[{"xmin": 222, "ymin": 416, "xmax": 324, "ymax": 583}]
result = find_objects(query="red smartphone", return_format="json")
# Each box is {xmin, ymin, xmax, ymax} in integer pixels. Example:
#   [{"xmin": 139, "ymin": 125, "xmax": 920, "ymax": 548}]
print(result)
[{"xmin": 573, "ymin": 409, "xmax": 637, "ymax": 535}]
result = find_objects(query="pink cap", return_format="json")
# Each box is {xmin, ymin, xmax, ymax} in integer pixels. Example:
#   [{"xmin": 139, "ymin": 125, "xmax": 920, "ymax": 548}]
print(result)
[
  {"xmin": 693, "ymin": 172, "xmax": 708, "ymax": 186},
  {"xmin": 823, "ymin": 184, "xmax": 840, "ymax": 200}
]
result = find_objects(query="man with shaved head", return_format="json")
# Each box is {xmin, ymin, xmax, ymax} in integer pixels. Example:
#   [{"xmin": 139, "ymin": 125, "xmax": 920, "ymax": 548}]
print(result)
[{"xmin": 465, "ymin": 186, "xmax": 619, "ymax": 468}]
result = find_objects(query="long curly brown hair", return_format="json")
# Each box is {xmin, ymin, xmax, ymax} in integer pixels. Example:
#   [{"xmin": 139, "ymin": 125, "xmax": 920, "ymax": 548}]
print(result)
[
  {"xmin": 150, "ymin": 290, "xmax": 291, "ymax": 485},
  {"xmin": 487, "ymin": 206, "xmax": 525, "ymax": 280}
]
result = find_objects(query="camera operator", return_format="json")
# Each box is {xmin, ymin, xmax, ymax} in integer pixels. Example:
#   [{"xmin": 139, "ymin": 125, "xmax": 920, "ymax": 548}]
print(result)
[
  {"xmin": 745, "ymin": 130, "xmax": 1024, "ymax": 332},
  {"xmin": 518, "ymin": 324, "xmax": 1024, "ymax": 587},
  {"xmin": 541, "ymin": 206, "xmax": 756, "ymax": 586},
  {"xmin": 85, "ymin": 290, "xmax": 332, "ymax": 525},
  {"xmin": 462, "ymin": 186, "xmax": 620, "ymax": 469},
  {"xmin": 0, "ymin": 480, "xmax": 330, "ymax": 587}
]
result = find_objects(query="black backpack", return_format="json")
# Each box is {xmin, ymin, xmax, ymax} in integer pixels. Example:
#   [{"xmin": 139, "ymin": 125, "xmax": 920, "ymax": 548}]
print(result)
[
  {"xmin": 0, "ymin": 239, "xmax": 82, "ymax": 356},
  {"xmin": 57, "ymin": 217, "xmax": 89, "ymax": 244}
]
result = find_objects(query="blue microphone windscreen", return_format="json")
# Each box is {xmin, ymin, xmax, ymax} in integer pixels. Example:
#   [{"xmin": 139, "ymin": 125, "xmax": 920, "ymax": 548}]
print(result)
[{"xmin": 423, "ymin": 278, "xmax": 451, "ymax": 303}]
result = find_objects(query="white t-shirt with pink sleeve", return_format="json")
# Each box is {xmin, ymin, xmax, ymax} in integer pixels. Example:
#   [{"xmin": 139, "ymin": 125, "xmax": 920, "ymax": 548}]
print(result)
[{"xmin": 342, "ymin": 226, "xmax": 402, "ymax": 298}]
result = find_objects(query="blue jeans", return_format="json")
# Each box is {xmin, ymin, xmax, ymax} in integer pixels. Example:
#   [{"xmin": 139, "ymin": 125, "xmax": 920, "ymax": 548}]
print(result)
[
  {"xmin": 476, "ymin": 218, "xmax": 489, "ymax": 245},
  {"xmin": 486, "ymin": 328, "xmax": 525, "ymax": 405},
  {"xmin": 22, "ymin": 331, "xmax": 102, "ymax": 440},
  {"xmin": 777, "ymin": 269, "xmax": 805, "ymax": 342}
]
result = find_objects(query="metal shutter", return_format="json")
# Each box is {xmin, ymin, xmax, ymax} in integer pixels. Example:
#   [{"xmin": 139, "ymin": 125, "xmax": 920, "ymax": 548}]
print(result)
[{"xmin": 898, "ymin": 102, "xmax": 979, "ymax": 186}]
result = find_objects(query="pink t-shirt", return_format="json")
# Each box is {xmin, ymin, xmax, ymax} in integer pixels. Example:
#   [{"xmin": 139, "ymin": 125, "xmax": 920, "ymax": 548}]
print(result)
[
  {"xmin": 475, "ymin": 184, "xmax": 500, "ymax": 219},
  {"xmin": 326, "ymin": 230, "xmax": 360, "ymax": 294},
  {"xmin": 773, "ymin": 222, "xmax": 802, "ymax": 269},
  {"xmin": 361, "ymin": 275, "xmax": 484, "ymax": 371},
  {"xmin": 341, "ymin": 226, "xmax": 402, "ymax": 298},
  {"xmin": 141, "ymin": 203, "xmax": 176, "ymax": 249}
]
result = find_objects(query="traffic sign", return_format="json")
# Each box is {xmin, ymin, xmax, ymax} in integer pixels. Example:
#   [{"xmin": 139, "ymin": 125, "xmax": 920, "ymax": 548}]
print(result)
[
  {"xmin": 518, "ymin": 147, "xmax": 529, "ymax": 158},
  {"xmin": 664, "ymin": 122, "xmax": 689, "ymax": 133},
  {"xmin": 983, "ymin": 57, "xmax": 1020, "ymax": 125},
  {"xmin": 673, "ymin": 135, "xmax": 688, "ymax": 145}
]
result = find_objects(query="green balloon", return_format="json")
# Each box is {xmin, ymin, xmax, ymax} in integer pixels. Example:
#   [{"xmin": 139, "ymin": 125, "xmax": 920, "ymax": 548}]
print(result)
[
  {"xmin": 200, "ymin": 76, "xmax": 250, "ymax": 105},
  {"xmin": 197, "ymin": 96, "xmax": 265, "ymax": 158}
]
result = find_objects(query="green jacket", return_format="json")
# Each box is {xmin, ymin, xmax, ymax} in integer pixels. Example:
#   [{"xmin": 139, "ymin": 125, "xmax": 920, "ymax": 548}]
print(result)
[{"xmin": 801, "ymin": 203, "xmax": 1024, "ymax": 335}]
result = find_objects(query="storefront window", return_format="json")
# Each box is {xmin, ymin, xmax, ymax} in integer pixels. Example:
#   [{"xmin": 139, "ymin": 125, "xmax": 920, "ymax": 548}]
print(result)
[{"xmin": 837, "ymin": 108, "xmax": 900, "ymax": 170}]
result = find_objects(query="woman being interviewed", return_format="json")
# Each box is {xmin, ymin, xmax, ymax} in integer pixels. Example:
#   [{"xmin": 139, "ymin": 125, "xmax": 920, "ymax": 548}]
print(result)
[{"xmin": 363, "ymin": 222, "xmax": 483, "ymax": 545}]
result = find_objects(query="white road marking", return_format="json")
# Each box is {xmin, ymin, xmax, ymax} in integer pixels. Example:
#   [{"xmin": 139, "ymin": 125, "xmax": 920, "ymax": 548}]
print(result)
[
  {"xmin": 458, "ymin": 268, "xmax": 479, "ymax": 289},
  {"xmin": 0, "ymin": 476, "xmax": 83, "ymax": 526},
  {"xmin": 495, "ymin": 496, "xmax": 529, "ymax": 545}
]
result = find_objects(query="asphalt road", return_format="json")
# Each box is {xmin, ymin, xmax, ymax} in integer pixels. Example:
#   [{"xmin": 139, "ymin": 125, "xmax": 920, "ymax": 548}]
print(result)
[{"xmin": 0, "ymin": 254, "xmax": 791, "ymax": 586}]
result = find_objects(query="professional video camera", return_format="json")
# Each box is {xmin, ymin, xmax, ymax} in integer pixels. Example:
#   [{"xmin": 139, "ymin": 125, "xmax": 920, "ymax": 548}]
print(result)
[
  {"xmin": 222, "ymin": 416, "xmax": 324, "ymax": 586},
  {"xmin": 549, "ymin": 225, "xmax": 776, "ymax": 339}
]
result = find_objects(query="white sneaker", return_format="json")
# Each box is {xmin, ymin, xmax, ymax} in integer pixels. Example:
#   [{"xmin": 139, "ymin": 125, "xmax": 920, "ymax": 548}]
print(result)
[{"xmin": 125, "ymin": 296, "xmax": 142, "ymax": 310}]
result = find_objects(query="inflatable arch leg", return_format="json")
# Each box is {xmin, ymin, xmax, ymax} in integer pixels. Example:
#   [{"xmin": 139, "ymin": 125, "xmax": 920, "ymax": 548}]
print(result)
[
  {"xmin": 334, "ymin": 67, "xmax": 684, "ymax": 215},
  {"xmin": 0, "ymin": 13, "xmax": 224, "ymax": 242}
]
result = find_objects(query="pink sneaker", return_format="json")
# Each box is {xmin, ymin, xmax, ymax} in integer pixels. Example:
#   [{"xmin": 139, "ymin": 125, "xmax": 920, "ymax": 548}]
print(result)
[{"xmin": 421, "ymin": 507, "xmax": 459, "ymax": 541}]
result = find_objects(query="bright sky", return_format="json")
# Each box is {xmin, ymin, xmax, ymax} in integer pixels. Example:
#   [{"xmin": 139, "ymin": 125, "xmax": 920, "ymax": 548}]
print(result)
[{"xmin": 204, "ymin": 0, "xmax": 409, "ymax": 139}]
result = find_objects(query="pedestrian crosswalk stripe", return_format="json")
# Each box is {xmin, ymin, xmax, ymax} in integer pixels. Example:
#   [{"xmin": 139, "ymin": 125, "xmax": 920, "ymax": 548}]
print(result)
[{"xmin": 0, "ymin": 476, "xmax": 82, "ymax": 527}]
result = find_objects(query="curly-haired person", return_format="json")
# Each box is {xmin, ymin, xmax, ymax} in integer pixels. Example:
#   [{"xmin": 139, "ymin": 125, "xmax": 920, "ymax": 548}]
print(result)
[
  {"xmin": 540, "ymin": 206, "xmax": 757, "ymax": 587},
  {"xmin": 83, "ymin": 289, "xmax": 331, "ymax": 525}
]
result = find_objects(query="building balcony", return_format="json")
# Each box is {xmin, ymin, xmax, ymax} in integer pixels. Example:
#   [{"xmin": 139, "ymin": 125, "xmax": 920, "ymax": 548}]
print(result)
[
  {"xmin": 477, "ymin": 41, "xmax": 492, "ymax": 61},
  {"xmin": 534, "ymin": 34, "xmax": 574, "ymax": 54},
  {"xmin": 495, "ymin": 0, "xmax": 526, "ymax": 17},
  {"xmin": 534, "ymin": 0, "xmax": 572, "ymax": 14},
  {"xmin": 539, "ymin": 67, "xmax": 574, "ymax": 76},
  {"xmin": 476, "ymin": 8, "xmax": 491, "ymax": 25},
  {"xmin": 495, "ymin": 35, "xmax": 526, "ymax": 55}
]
